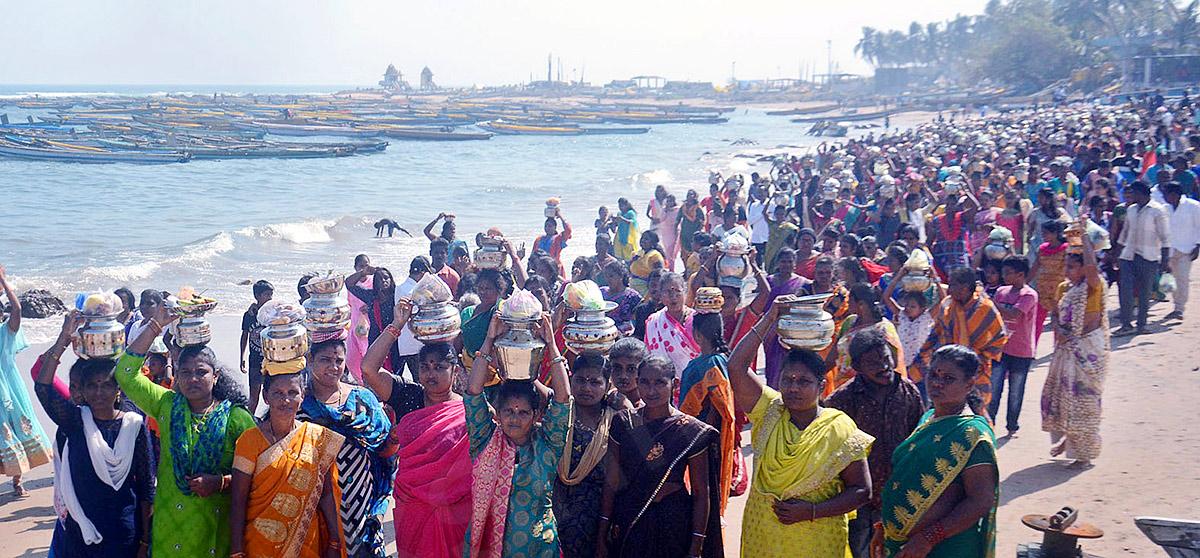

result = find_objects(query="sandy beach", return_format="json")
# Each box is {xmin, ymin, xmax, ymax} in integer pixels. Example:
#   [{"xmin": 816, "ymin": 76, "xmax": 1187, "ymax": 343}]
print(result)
[{"xmin": 2, "ymin": 274, "xmax": 1197, "ymax": 557}]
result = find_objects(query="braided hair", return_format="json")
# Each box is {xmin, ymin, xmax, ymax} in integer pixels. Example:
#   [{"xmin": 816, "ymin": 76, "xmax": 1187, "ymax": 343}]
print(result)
[{"xmin": 692, "ymin": 312, "xmax": 730, "ymax": 355}]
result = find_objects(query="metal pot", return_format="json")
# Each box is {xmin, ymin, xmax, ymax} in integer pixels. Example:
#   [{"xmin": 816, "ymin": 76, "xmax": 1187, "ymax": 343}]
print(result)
[
  {"xmin": 900, "ymin": 272, "xmax": 934, "ymax": 293},
  {"xmin": 544, "ymin": 205, "xmax": 558, "ymax": 218},
  {"xmin": 303, "ymin": 292, "xmax": 351, "ymax": 331},
  {"xmin": 73, "ymin": 314, "xmax": 126, "ymax": 359},
  {"xmin": 174, "ymin": 316, "xmax": 212, "ymax": 347},
  {"xmin": 984, "ymin": 243, "xmax": 1009, "ymax": 260},
  {"xmin": 494, "ymin": 318, "xmax": 545, "ymax": 381},
  {"xmin": 409, "ymin": 300, "xmax": 462, "ymax": 343},
  {"xmin": 717, "ymin": 253, "xmax": 749, "ymax": 287},
  {"xmin": 694, "ymin": 287, "xmax": 724, "ymax": 314},
  {"xmin": 261, "ymin": 322, "xmax": 309, "ymax": 362},
  {"xmin": 563, "ymin": 302, "xmax": 620, "ymax": 354},
  {"xmin": 776, "ymin": 293, "xmax": 835, "ymax": 351},
  {"xmin": 305, "ymin": 274, "xmax": 345, "ymax": 296},
  {"xmin": 474, "ymin": 236, "xmax": 508, "ymax": 270}
]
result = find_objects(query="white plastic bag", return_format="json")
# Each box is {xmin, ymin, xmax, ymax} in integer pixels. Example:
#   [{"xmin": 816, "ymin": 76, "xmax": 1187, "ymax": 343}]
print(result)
[{"xmin": 1159, "ymin": 272, "xmax": 1177, "ymax": 295}]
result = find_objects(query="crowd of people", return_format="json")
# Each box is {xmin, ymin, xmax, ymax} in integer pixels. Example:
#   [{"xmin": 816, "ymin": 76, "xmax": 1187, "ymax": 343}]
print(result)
[{"xmin": 0, "ymin": 92, "xmax": 1198, "ymax": 558}]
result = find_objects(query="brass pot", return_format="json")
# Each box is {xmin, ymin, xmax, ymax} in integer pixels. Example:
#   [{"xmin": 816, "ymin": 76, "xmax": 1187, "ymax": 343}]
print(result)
[
  {"xmin": 775, "ymin": 293, "xmax": 835, "ymax": 351},
  {"xmin": 261, "ymin": 322, "xmax": 309, "ymax": 362},
  {"xmin": 562, "ymin": 302, "xmax": 620, "ymax": 354},
  {"xmin": 494, "ymin": 318, "xmax": 546, "ymax": 381},
  {"xmin": 72, "ymin": 314, "xmax": 126, "ymax": 360},
  {"xmin": 303, "ymin": 292, "xmax": 351, "ymax": 332},
  {"xmin": 174, "ymin": 316, "xmax": 212, "ymax": 347},
  {"xmin": 474, "ymin": 236, "xmax": 508, "ymax": 270},
  {"xmin": 409, "ymin": 301, "xmax": 462, "ymax": 343}
]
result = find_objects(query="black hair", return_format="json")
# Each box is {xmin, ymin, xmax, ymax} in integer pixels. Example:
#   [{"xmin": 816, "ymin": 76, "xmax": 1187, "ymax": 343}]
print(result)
[
  {"xmin": 1000, "ymin": 255, "xmax": 1029, "ymax": 275},
  {"xmin": 495, "ymin": 379, "xmax": 544, "ymax": 412},
  {"xmin": 948, "ymin": 266, "xmax": 978, "ymax": 286},
  {"xmin": 931, "ymin": 344, "xmax": 980, "ymax": 379},
  {"xmin": 69, "ymin": 358, "xmax": 118, "ymax": 390},
  {"xmin": 602, "ymin": 259, "xmax": 630, "ymax": 288},
  {"xmin": 456, "ymin": 273, "xmax": 478, "ymax": 298},
  {"xmin": 177, "ymin": 345, "xmax": 250, "ymax": 408},
  {"xmin": 783, "ymin": 349, "xmax": 827, "ymax": 383},
  {"xmin": 640, "ymin": 230, "xmax": 666, "ymax": 255},
  {"xmin": 797, "ymin": 228, "xmax": 817, "ymax": 242},
  {"xmin": 897, "ymin": 223, "xmax": 920, "ymax": 240},
  {"xmin": 571, "ymin": 353, "xmax": 610, "ymax": 379},
  {"xmin": 138, "ymin": 288, "xmax": 163, "ymax": 307},
  {"xmin": 430, "ymin": 237, "xmax": 450, "ymax": 253},
  {"xmin": 691, "ymin": 231, "xmax": 713, "ymax": 247},
  {"xmin": 571, "ymin": 256, "xmax": 596, "ymax": 280},
  {"xmin": 524, "ymin": 274, "xmax": 551, "ymax": 296},
  {"xmin": 114, "ymin": 288, "xmax": 136, "ymax": 314},
  {"xmin": 310, "ymin": 338, "xmax": 346, "ymax": 358},
  {"xmin": 840, "ymin": 233, "xmax": 864, "ymax": 257},
  {"xmin": 839, "ymin": 257, "xmax": 869, "ymax": 285},
  {"xmin": 886, "ymin": 244, "xmax": 910, "ymax": 265},
  {"xmin": 477, "ymin": 268, "xmax": 506, "ymax": 292},
  {"xmin": 1129, "ymin": 180, "xmax": 1151, "ymax": 195},
  {"xmin": 898, "ymin": 289, "xmax": 930, "ymax": 309},
  {"xmin": 692, "ymin": 312, "xmax": 730, "ymax": 355},
  {"xmin": 451, "ymin": 245, "xmax": 470, "ymax": 259},
  {"xmin": 262, "ymin": 370, "xmax": 309, "ymax": 392},
  {"xmin": 252, "ymin": 279, "xmax": 274, "ymax": 298},
  {"xmin": 775, "ymin": 247, "xmax": 797, "ymax": 265},
  {"xmin": 1164, "ymin": 181, "xmax": 1184, "ymax": 196},
  {"xmin": 848, "ymin": 283, "xmax": 884, "ymax": 322},
  {"xmin": 1066, "ymin": 252, "xmax": 1085, "ymax": 266},
  {"xmin": 1042, "ymin": 220, "xmax": 1066, "ymax": 234},
  {"xmin": 980, "ymin": 258, "xmax": 1003, "ymax": 280},
  {"xmin": 638, "ymin": 355, "xmax": 677, "ymax": 378},
  {"xmin": 532, "ymin": 255, "xmax": 562, "ymax": 280},
  {"xmin": 418, "ymin": 342, "xmax": 459, "ymax": 365},
  {"xmin": 848, "ymin": 327, "xmax": 889, "ymax": 368},
  {"xmin": 608, "ymin": 337, "xmax": 648, "ymax": 362},
  {"xmin": 354, "ymin": 254, "xmax": 370, "ymax": 268}
]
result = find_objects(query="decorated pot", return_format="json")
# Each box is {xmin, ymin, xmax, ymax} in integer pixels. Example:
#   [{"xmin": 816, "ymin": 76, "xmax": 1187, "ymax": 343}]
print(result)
[
  {"xmin": 409, "ymin": 300, "xmax": 462, "ymax": 343},
  {"xmin": 494, "ymin": 318, "xmax": 545, "ymax": 381},
  {"xmin": 900, "ymin": 271, "xmax": 934, "ymax": 293},
  {"xmin": 261, "ymin": 322, "xmax": 309, "ymax": 362},
  {"xmin": 694, "ymin": 287, "xmax": 724, "ymax": 314},
  {"xmin": 474, "ymin": 236, "xmax": 508, "ymax": 270},
  {"xmin": 174, "ymin": 315, "xmax": 212, "ymax": 347},
  {"xmin": 775, "ymin": 293, "xmax": 835, "ymax": 351},
  {"xmin": 73, "ymin": 314, "xmax": 126, "ymax": 359},
  {"xmin": 303, "ymin": 292, "xmax": 351, "ymax": 331},
  {"xmin": 562, "ymin": 302, "xmax": 620, "ymax": 354},
  {"xmin": 1065, "ymin": 221, "xmax": 1085, "ymax": 248}
]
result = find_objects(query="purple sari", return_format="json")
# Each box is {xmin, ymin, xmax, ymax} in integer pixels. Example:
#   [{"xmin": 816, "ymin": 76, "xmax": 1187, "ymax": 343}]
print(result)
[{"xmin": 762, "ymin": 274, "xmax": 809, "ymax": 387}]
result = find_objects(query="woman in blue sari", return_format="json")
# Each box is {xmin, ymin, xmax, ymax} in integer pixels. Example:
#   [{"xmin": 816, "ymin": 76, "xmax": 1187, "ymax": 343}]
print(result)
[
  {"xmin": 0, "ymin": 268, "xmax": 52, "ymax": 496},
  {"xmin": 297, "ymin": 338, "xmax": 397, "ymax": 558},
  {"xmin": 679, "ymin": 313, "xmax": 738, "ymax": 516}
]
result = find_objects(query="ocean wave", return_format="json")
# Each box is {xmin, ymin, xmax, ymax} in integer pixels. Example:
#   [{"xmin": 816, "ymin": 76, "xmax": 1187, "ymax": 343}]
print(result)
[{"xmin": 236, "ymin": 219, "xmax": 337, "ymax": 244}]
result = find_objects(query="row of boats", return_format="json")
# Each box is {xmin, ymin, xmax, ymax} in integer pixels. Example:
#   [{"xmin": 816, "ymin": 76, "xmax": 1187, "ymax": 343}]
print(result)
[{"xmin": 0, "ymin": 95, "xmax": 734, "ymax": 163}]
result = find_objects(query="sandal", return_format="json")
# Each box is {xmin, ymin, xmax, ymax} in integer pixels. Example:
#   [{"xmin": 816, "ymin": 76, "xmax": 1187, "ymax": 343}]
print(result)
[{"xmin": 12, "ymin": 478, "xmax": 29, "ymax": 499}]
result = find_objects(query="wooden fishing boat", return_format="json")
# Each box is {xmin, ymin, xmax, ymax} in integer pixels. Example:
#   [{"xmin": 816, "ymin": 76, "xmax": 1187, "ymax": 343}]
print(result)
[
  {"xmin": 477, "ymin": 121, "xmax": 583, "ymax": 136},
  {"xmin": 766, "ymin": 103, "xmax": 839, "ymax": 116},
  {"xmin": 790, "ymin": 109, "xmax": 897, "ymax": 123},
  {"xmin": 579, "ymin": 126, "xmax": 650, "ymax": 135},
  {"xmin": 364, "ymin": 125, "xmax": 493, "ymax": 141},
  {"xmin": 0, "ymin": 138, "xmax": 190, "ymax": 164}
]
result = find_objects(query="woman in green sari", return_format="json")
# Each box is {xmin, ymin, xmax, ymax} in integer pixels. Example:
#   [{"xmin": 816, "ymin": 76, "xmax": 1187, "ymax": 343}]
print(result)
[
  {"xmin": 875, "ymin": 345, "xmax": 999, "ymax": 558},
  {"xmin": 115, "ymin": 308, "xmax": 256, "ymax": 557}
]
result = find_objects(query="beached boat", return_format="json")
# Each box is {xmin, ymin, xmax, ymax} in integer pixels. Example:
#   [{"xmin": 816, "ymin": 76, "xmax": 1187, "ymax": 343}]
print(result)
[
  {"xmin": 766, "ymin": 104, "xmax": 839, "ymax": 116},
  {"xmin": 477, "ymin": 121, "xmax": 583, "ymax": 136},
  {"xmin": 0, "ymin": 139, "xmax": 190, "ymax": 164},
  {"xmin": 580, "ymin": 126, "xmax": 650, "ymax": 135},
  {"xmin": 364, "ymin": 125, "xmax": 493, "ymax": 141},
  {"xmin": 791, "ymin": 109, "xmax": 897, "ymax": 123}
]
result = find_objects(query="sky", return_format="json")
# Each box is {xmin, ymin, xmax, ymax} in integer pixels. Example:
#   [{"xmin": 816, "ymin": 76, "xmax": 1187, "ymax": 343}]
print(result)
[{"xmin": 1, "ymin": 0, "xmax": 989, "ymax": 87}]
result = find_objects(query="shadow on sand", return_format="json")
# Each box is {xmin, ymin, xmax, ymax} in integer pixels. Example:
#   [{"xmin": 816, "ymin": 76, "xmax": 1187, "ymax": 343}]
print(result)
[{"xmin": 999, "ymin": 461, "xmax": 1089, "ymax": 506}]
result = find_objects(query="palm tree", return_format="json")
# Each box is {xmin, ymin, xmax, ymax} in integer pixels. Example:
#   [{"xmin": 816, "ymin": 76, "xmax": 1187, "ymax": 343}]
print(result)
[
  {"xmin": 855, "ymin": 27, "xmax": 880, "ymax": 66},
  {"xmin": 1171, "ymin": 0, "xmax": 1200, "ymax": 51}
]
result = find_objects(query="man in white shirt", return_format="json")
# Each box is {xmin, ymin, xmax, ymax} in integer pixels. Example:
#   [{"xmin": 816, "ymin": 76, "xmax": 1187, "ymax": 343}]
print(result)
[
  {"xmin": 746, "ymin": 186, "xmax": 770, "ymax": 266},
  {"xmin": 1164, "ymin": 181, "xmax": 1200, "ymax": 320},
  {"xmin": 710, "ymin": 206, "xmax": 751, "ymax": 245},
  {"xmin": 1115, "ymin": 181, "xmax": 1172, "ymax": 335},
  {"xmin": 393, "ymin": 256, "xmax": 433, "ymax": 379}
]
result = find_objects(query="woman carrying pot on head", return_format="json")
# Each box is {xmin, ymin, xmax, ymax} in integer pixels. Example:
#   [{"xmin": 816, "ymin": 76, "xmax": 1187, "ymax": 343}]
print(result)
[
  {"xmin": 297, "ymin": 337, "xmax": 398, "ymax": 558},
  {"xmin": 759, "ymin": 248, "xmax": 811, "ymax": 388},
  {"xmin": 824, "ymin": 283, "xmax": 905, "ymax": 396},
  {"xmin": 464, "ymin": 311, "xmax": 572, "ymax": 558},
  {"xmin": 800, "ymin": 256, "xmax": 852, "ymax": 360},
  {"xmin": 229, "ymin": 363, "xmax": 344, "ymax": 558},
  {"xmin": 555, "ymin": 354, "xmax": 625, "ymax": 558},
  {"xmin": 458, "ymin": 269, "xmax": 508, "ymax": 386},
  {"xmin": 345, "ymin": 265, "xmax": 399, "ymax": 373},
  {"xmin": 362, "ymin": 299, "xmax": 473, "ymax": 557},
  {"xmin": 597, "ymin": 356, "xmax": 723, "ymax": 558},
  {"xmin": 35, "ymin": 311, "xmax": 154, "ymax": 558},
  {"xmin": 725, "ymin": 306, "xmax": 873, "ymax": 558},
  {"xmin": 114, "ymin": 307, "xmax": 256, "ymax": 558}
]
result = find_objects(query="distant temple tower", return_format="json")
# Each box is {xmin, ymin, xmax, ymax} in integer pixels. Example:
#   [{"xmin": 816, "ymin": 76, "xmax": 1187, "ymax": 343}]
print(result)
[
  {"xmin": 379, "ymin": 64, "xmax": 411, "ymax": 91},
  {"xmin": 420, "ymin": 66, "xmax": 437, "ymax": 91}
]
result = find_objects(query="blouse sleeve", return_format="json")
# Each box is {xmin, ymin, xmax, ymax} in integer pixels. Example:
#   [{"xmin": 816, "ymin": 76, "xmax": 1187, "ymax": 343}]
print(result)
[
  {"xmin": 346, "ymin": 284, "xmax": 375, "ymax": 305},
  {"xmin": 34, "ymin": 382, "xmax": 80, "ymax": 429},
  {"xmin": 223, "ymin": 407, "xmax": 258, "ymax": 472},
  {"xmin": 29, "ymin": 357, "xmax": 71, "ymax": 401},
  {"xmin": 541, "ymin": 397, "xmax": 573, "ymax": 457},
  {"xmin": 114, "ymin": 353, "xmax": 172, "ymax": 419},
  {"xmin": 233, "ymin": 427, "xmax": 263, "ymax": 475},
  {"xmin": 464, "ymin": 393, "xmax": 496, "ymax": 459}
]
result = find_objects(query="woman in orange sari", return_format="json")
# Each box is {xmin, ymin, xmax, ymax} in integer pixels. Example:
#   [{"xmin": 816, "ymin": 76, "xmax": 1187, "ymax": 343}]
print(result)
[{"xmin": 230, "ymin": 362, "xmax": 344, "ymax": 558}]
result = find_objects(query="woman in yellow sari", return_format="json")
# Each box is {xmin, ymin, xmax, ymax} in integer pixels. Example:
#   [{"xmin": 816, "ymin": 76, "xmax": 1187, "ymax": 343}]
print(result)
[
  {"xmin": 230, "ymin": 360, "xmax": 345, "ymax": 558},
  {"xmin": 629, "ymin": 230, "xmax": 666, "ymax": 296},
  {"xmin": 727, "ymin": 304, "xmax": 873, "ymax": 558}
]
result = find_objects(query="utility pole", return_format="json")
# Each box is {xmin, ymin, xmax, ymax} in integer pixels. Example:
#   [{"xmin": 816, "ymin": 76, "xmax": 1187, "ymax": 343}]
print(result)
[
  {"xmin": 547, "ymin": 53, "xmax": 552, "ymax": 82},
  {"xmin": 826, "ymin": 40, "xmax": 832, "ymax": 86}
]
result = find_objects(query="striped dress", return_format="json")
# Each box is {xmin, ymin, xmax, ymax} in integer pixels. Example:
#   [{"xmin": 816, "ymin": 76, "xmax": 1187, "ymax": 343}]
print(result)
[{"xmin": 920, "ymin": 288, "xmax": 1009, "ymax": 408}]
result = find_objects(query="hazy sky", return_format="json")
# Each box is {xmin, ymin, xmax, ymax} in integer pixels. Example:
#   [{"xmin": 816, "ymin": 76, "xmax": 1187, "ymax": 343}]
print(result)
[{"xmin": 3, "ymin": 0, "xmax": 988, "ymax": 87}]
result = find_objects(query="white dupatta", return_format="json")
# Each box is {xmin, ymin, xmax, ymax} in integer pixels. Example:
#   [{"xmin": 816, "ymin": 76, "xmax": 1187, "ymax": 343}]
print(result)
[{"xmin": 57, "ymin": 407, "xmax": 143, "ymax": 545}]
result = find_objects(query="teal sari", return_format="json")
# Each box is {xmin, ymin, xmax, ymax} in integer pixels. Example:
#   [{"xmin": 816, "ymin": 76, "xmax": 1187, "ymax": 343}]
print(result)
[{"xmin": 881, "ymin": 410, "xmax": 997, "ymax": 558}]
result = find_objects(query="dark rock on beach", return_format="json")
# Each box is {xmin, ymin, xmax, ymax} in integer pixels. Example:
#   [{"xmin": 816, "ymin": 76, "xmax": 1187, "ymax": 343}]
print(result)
[{"xmin": 11, "ymin": 289, "xmax": 67, "ymax": 318}]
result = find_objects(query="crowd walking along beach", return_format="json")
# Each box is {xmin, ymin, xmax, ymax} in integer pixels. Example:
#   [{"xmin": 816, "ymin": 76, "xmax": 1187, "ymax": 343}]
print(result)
[{"xmin": 2, "ymin": 93, "xmax": 1200, "ymax": 558}]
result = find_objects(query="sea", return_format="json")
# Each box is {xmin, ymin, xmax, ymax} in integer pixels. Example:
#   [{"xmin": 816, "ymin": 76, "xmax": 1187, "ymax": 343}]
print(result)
[{"xmin": 1, "ymin": 84, "xmax": 846, "ymax": 341}]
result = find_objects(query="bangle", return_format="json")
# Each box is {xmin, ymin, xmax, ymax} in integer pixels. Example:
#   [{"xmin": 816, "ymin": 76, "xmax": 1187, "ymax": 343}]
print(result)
[
  {"xmin": 384, "ymin": 324, "xmax": 402, "ymax": 338},
  {"xmin": 598, "ymin": 515, "xmax": 610, "ymax": 523},
  {"xmin": 549, "ymin": 355, "xmax": 567, "ymax": 366},
  {"xmin": 922, "ymin": 521, "xmax": 947, "ymax": 546},
  {"xmin": 480, "ymin": 352, "xmax": 494, "ymax": 364},
  {"xmin": 230, "ymin": 553, "xmax": 246, "ymax": 558},
  {"xmin": 691, "ymin": 532, "xmax": 707, "ymax": 539}
]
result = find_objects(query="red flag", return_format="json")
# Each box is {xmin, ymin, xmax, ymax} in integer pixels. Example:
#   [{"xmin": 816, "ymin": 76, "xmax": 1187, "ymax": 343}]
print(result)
[{"xmin": 1139, "ymin": 149, "xmax": 1156, "ymax": 179}]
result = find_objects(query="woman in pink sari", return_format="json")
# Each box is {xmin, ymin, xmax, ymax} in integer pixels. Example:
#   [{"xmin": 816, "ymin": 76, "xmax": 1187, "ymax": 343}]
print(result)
[
  {"xmin": 345, "ymin": 270, "xmax": 374, "ymax": 383},
  {"xmin": 392, "ymin": 343, "xmax": 471, "ymax": 558},
  {"xmin": 360, "ymin": 302, "xmax": 472, "ymax": 558},
  {"xmin": 643, "ymin": 273, "xmax": 700, "ymax": 383}
]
